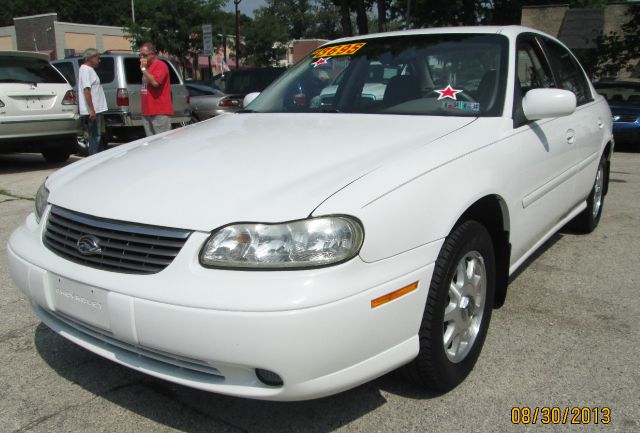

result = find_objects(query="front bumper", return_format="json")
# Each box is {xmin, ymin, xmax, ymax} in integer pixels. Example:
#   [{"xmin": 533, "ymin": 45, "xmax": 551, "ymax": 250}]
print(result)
[{"xmin": 7, "ymin": 210, "xmax": 441, "ymax": 401}]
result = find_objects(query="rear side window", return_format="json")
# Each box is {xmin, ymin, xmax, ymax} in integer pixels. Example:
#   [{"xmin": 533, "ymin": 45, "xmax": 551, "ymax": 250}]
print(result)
[
  {"xmin": 75, "ymin": 57, "xmax": 115, "ymax": 84},
  {"xmin": 53, "ymin": 61, "xmax": 76, "ymax": 86},
  {"xmin": 543, "ymin": 39, "xmax": 592, "ymax": 106},
  {"xmin": 0, "ymin": 56, "xmax": 67, "ymax": 84},
  {"xmin": 124, "ymin": 58, "xmax": 180, "ymax": 84}
]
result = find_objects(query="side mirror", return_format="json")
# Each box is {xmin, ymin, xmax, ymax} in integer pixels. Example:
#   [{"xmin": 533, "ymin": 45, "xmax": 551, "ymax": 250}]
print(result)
[
  {"xmin": 243, "ymin": 92, "xmax": 260, "ymax": 108},
  {"xmin": 522, "ymin": 88, "xmax": 576, "ymax": 121}
]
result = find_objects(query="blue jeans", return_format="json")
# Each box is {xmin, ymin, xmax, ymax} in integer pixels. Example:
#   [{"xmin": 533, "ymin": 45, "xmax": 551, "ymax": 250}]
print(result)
[{"xmin": 84, "ymin": 114, "xmax": 103, "ymax": 155}]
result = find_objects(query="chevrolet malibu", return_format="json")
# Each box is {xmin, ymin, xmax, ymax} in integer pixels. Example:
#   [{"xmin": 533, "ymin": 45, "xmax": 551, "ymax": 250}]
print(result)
[{"xmin": 7, "ymin": 26, "xmax": 613, "ymax": 401}]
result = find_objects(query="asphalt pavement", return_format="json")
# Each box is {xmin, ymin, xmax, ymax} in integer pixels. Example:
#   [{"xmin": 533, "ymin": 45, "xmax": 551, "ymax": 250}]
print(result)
[{"xmin": 1, "ymin": 149, "xmax": 638, "ymax": 433}]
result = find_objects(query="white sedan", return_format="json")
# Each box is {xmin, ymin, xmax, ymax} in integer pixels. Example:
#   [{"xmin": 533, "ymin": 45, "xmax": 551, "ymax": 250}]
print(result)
[{"xmin": 7, "ymin": 26, "xmax": 612, "ymax": 401}]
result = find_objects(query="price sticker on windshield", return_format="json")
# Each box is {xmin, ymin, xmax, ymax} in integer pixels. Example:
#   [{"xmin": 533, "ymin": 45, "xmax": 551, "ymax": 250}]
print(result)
[{"xmin": 312, "ymin": 42, "xmax": 366, "ymax": 58}]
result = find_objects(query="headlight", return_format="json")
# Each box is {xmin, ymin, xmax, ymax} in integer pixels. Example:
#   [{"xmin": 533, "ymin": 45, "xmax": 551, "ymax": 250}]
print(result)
[
  {"xmin": 35, "ymin": 182, "xmax": 49, "ymax": 223},
  {"xmin": 200, "ymin": 216, "xmax": 364, "ymax": 269}
]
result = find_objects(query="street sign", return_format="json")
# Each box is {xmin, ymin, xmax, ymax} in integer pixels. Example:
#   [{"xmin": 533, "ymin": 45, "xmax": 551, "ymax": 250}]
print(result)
[{"xmin": 202, "ymin": 24, "xmax": 213, "ymax": 55}]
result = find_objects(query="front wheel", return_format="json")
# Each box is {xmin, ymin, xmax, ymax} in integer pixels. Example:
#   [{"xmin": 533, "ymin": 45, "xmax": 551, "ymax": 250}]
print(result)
[{"xmin": 404, "ymin": 220, "xmax": 495, "ymax": 392}]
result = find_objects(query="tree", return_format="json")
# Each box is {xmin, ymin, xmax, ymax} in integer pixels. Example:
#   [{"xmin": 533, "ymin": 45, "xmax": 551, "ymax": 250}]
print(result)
[
  {"xmin": 124, "ymin": 0, "xmax": 225, "ymax": 76},
  {"xmin": 310, "ymin": 0, "xmax": 343, "ymax": 39},
  {"xmin": 591, "ymin": 4, "xmax": 640, "ymax": 78},
  {"xmin": 243, "ymin": 8, "xmax": 289, "ymax": 66},
  {"xmin": 265, "ymin": 0, "xmax": 315, "ymax": 39}
]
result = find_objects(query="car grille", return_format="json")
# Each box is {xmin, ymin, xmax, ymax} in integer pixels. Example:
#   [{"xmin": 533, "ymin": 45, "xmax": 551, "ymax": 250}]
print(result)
[
  {"xmin": 613, "ymin": 114, "xmax": 639, "ymax": 123},
  {"xmin": 43, "ymin": 206, "xmax": 192, "ymax": 274}
]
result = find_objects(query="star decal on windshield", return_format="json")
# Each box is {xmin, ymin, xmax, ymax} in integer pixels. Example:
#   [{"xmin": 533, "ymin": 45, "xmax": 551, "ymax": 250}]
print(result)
[
  {"xmin": 312, "ymin": 57, "xmax": 330, "ymax": 68},
  {"xmin": 434, "ymin": 84, "xmax": 463, "ymax": 100}
]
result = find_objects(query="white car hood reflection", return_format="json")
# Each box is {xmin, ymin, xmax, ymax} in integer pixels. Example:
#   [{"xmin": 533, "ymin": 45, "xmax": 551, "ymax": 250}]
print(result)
[{"xmin": 48, "ymin": 113, "xmax": 475, "ymax": 231}]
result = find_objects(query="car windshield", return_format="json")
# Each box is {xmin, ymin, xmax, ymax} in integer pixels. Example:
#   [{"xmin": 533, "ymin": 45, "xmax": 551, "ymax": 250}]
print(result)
[
  {"xmin": 247, "ymin": 34, "xmax": 508, "ymax": 116},
  {"xmin": 0, "ymin": 56, "xmax": 67, "ymax": 84}
]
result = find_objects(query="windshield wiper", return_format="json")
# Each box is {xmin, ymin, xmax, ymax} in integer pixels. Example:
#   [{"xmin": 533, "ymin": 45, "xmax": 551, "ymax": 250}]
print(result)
[
  {"xmin": 237, "ymin": 109, "xmax": 254, "ymax": 113},
  {"xmin": 319, "ymin": 108, "xmax": 341, "ymax": 113}
]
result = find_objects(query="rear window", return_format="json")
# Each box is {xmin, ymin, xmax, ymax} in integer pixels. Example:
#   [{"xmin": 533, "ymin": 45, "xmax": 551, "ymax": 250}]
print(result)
[
  {"xmin": 124, "ymin": 58, "xmax": 181, "ymax": 85},
  {"xmin": 0, "ymin": 56, "xmax": 67, "ymax": 84},
  {"xmin": 75, "ymin": 57, "xmax": 115, "ymax": 84}
]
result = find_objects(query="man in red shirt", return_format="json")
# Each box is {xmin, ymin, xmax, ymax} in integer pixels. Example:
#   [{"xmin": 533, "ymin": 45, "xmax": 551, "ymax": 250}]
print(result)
[{"xmin": 139, "ymin": 42, "xmax": 174, "ymax": 136}]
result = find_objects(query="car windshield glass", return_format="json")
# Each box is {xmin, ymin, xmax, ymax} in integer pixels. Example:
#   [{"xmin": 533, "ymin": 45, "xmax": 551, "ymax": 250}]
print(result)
[
  {"xmin": 248, "ymin": 34, "xmax": 508, "ymax": 116},
  {"xmin": 0, "ymin": 56, "xmax": 67, "ymax": 84},
  {"xmin": 595, "ymin": 84, "xmax": 640, "ymax": 107}
]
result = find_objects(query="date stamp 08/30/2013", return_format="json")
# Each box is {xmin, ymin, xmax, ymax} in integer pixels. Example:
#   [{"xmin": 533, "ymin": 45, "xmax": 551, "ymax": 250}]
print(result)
[{"xmin": 511, "ymin": 407, "xmax": 612, "ymax": 426}]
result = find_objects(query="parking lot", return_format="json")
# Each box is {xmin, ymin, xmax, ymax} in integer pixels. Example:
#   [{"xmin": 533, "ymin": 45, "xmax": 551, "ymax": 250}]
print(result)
[{"xmin": 1, "ymin": 148, "xmax": 639, "ymax": 433}]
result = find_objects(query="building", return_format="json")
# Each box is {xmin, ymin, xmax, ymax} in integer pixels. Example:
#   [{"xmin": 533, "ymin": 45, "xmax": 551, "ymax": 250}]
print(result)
[
  {"xmin": 521, "ymin": 2, "xmax": 638, "ymax": 78},
  {"xmin": 0, "ymin": 12, "xmax": 132, "ymax": 59}
]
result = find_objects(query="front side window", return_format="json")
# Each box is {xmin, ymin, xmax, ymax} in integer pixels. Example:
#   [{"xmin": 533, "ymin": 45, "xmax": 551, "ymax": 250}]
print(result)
[
  {"xmin": 0, "ymin": 56, "xmax": 67, "ymax": 84},
  {"xmin": 247, "ymin": 34, "xmax": 509, "ymax": 117},
  {"xmin": 516, "ymin": 40, "xmax": 555, "ymax": 95},
  {"xmin": 543, "ymin": 39, "xmax": 592, "ymax": 106}
]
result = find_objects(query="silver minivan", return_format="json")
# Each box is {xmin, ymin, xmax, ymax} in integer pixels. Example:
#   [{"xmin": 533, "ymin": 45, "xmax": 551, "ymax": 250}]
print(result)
[{"xmin": 53, "ymin": 53, "xmax": 191, "ymax": 147}]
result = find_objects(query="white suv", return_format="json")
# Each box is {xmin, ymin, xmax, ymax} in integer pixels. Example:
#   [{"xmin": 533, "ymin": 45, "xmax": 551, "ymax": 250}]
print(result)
[{"xmin": 0, "ymin": 51, "xmax": 80, "ymax": 162}]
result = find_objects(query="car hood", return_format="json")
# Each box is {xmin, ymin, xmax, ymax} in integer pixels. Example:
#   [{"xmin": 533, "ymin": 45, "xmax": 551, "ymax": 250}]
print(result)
[{"xmin": 48, "ymin": 113, "xmax": 474, "ymax": 231}]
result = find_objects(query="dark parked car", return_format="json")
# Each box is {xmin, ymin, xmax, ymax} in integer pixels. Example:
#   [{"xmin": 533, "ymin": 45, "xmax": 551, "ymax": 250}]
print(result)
[
  {"xmin": 202, "ymin": 67, "xmax": 287, "ymax": 114},
  {"xmin": 594, "ymin": 80, "xmax": 640, "ymax": 145}
]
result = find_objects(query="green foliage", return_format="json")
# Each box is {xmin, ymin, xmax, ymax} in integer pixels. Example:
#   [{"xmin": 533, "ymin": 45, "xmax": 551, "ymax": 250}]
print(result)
[
  {"xmin": 243, "ymin": 8, "xmax": 289, "ymax": 66},
  {"xmin": 311, "ymin": 0, "xmax": 343, "ymax": 39},
  {"xmin": 590, "ymin": 4, "xmax": 640, "ymax": 78},
  {"xmin": 123, "ymin": 0, "xmax": 226, "ymax": 69}
]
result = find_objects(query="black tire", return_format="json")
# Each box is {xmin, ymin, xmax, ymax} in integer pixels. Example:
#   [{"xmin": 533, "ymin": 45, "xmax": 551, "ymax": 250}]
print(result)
[
  {"xmin": 404, "ymin": 220, "xmax": 495, "ymax": 392},
  {"xmin": 42, "ymin": 146, "xmax": 72, "ymax": 163},
  {"xmin": 569, "ymin": 155, "xmax": 607, "ymax": 233}
]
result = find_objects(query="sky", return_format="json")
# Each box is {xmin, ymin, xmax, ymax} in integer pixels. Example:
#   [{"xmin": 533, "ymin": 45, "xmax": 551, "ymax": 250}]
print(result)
[{"xmin": 222, "ymin": 0, "xmax": 266, "ymax": 17}]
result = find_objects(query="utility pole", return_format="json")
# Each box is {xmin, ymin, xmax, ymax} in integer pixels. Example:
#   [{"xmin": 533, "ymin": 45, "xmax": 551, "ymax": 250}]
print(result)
[
  {"xmin": 234, "ymin": 0, "xmax": 241, "ymax": 70},
  {"xmin": 131, "ymin": 0, "xmax": 135, "ymax": 23}
]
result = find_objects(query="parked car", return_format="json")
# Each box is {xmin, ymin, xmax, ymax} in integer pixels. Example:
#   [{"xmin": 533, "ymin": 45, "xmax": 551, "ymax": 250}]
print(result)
[
  {"xmin": 0, "ymin": 51, "xmax": 80, "ymax": 162},
  {"xmin": 8, "ymin": 26, "xmax": 612, "ymax": 401},
  {"xmin": 211, "ymin": 67, "xmax": 286, "ymax": 114},
  {"xmin": 594, "ymin": 80, "xmax": 640, "ymax": 145},
  {"xmin": 185, "ymin": 83, "xmax": 225, "ymax": 121},
  {"xmin": 52, "ymin": 53, "xmax": 190, "ymax": 147}
]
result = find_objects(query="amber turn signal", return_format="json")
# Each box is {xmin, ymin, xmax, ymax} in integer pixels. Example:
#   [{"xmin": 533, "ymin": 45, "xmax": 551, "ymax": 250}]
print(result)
[{"xmin": 371, "ymin": 281, "xmax": 419, "ymax": 309}]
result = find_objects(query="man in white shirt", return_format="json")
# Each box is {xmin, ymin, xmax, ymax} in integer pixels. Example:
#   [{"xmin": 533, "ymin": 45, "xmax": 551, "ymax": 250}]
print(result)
[{"xmin": 78, "ymin": 48, "xmax": 108, "ymax": 155}]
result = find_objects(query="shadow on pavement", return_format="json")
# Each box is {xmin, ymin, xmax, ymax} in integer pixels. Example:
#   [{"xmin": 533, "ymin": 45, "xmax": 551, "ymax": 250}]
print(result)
[
  {"xmin": 34, "ymin": 324, "xmax": 437, "ymax": 432},
  {"xmin": 0, "ymin": 153, "xmax": 81, "ymax": 175}
]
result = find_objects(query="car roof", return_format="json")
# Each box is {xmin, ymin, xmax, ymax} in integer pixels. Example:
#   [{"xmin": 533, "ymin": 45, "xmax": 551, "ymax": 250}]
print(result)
[
  {"xmin": 324, "ymin": 25, "xmax": 554, "ymax": 46},
  {"xmin": 0, "ymin": 50, "xmax": 50, "ymax": 61}
]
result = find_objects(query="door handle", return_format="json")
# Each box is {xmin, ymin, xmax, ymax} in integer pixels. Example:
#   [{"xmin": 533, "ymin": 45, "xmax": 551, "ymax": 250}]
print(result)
[
  {"xmin": 566, "ymin": 129, "xmax": 575, "ymax": 144},
  {"xmin": 597, "ymin": 118, "xmax": 604, "ymax": 129}
]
